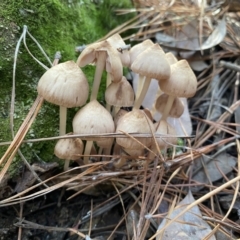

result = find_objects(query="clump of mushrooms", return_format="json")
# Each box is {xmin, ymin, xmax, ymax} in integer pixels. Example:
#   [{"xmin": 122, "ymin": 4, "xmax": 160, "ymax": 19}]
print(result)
[{"xmin": 38, "ymin": 35, "xmax": 198, "ymax": 170}]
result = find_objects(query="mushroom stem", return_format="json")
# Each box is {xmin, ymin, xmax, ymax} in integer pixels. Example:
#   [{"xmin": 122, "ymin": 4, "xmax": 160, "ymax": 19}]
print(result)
[
  {"xmin": 161, "ymin": 95, "xmax": 175, "ymax": 120},
  {"xmin": 133, "ymin": 77, "xmax": 151, "ymax": 110},
  {"xmin": 150, "ymin": 87, "xmax": 162, "ymax": 117},
  {"xmin": 135, "ymin": 74, "xmax": 145, "ymax": 100},
  {"xmin": 59, "ymin": 106, "xmax": 67, "ymax": 136},
  {"xmin": 90, "ymin": 52, "xmax": 107, "ymax": 101},
  {"xmin": 84, "ymin": 140, "xmax": 93, "ymax": 164},
  {"xmin": 59, "ymin": 106, "xmax": 69, "ymax": 171},
  {"xmin": 106, "ymin": 73, "xmax": 112, "ymax": 112},
  {"xmin": 113, "ymin": 106, "xmax": 120, "ymax": 117}
]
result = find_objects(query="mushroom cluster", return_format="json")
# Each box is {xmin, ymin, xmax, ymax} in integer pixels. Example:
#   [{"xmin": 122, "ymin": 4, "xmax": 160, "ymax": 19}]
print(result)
[{"xmin": 37, "ymin": 34, "xmax": 197, "ymax": 169}]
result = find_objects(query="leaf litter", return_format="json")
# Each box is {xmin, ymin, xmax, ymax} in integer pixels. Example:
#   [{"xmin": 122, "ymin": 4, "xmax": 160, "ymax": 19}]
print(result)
[{"xmin": 1, "ymin": 0, "xmax": 240, "ymax": 239}]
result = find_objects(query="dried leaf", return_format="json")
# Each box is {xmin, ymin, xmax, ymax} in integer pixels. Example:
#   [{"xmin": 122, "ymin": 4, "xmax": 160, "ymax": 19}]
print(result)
[
  {"xmin": 191, "ymin": 153, "xmax": 237, "ymax": 192},
  {"xmin": 156, "ymin": 191, "xmax": 216, "ymax": 240},
  {"xmin": 156, "ymin": 18, "xmax": 226, "ymax": 51}
]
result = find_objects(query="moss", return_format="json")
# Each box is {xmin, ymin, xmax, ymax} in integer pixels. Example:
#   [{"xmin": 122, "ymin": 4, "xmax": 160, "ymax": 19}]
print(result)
[{"xmin": 0, "ymin": 0, "xmax": 135, "ymax": 175}]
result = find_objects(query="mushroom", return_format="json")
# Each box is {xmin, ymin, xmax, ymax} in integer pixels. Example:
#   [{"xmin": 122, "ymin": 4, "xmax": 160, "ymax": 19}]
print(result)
[
  {"xmin": 159, "ymin": 59, "xmax": 197, "ymax": 120},
  {"xmin": 54, "ymin": 137, "xmax": 83, "ymax": 161},
  {"xmin": 116, "ymin": 109, "xmax": 155, "ymax": 153},
  {"xmin": 155, "ymin": 93, "xmax": 184, "ymax": 118},
  {"xmin": 131, "ymin": 43, "xmax": 171, "ymax": 110},
  {"xmin": 72, "ymin": 100, "xmax": 115, "ymax": 164},
  {"xmin": 37, "ymin": 60, "xmax": 89, "ymax": 170},
  {"xmin": 129, "ymin": 39, "xmax": 154, "ymax": 100},
  {"xmin": 77, "ymin": 40, "xmax": 123, "ymax": 101},
  {"xmin": 105, "ymin": 76, "xmax": 134, "ymax": 115},
  {"xmin": 107, "ymin": 33, "xmax": 130, "ymax": 67}
]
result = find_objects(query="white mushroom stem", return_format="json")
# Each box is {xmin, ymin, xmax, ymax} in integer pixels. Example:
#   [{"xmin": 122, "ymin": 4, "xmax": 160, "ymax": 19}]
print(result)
[
  {"xmin": 113, "ymin": 106, "xmax": 120, "ymax": 117},
  {"xmin": 150, "ymin": 87, "xmax": 162, "ymax": 117},
  {"xmin": 106, "ymin": 73, "xmax": 112, "ymax": 112},
  {"xmin": 133, "ymin": 77, "xmax": 151, "ymax": 110},
  {"xmin": 59, "ymin": 105, "xmax": 69, "ymax": 171},
  {"xmin": 90, "ymin": 52, "xmax": 107, "ymax": 101},
  {"xmin": 84, "ymin": 140, "xmax": 93, "ymax": 164},
  {"xmin": 161, "ymin": 95, "xmax": 175, "ymax": 120},
  {"xmin": 59, "ymin": 106, "xmax": 67, "ymax": 136},
  {"xmin": 135, "ymin": 74, "xmax": 145, "ymax": 100}
]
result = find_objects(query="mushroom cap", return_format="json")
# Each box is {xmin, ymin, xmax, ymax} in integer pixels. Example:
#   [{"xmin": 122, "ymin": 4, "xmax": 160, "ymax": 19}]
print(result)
[
  {"xmin": 107, "ymin": 33, "xmax": 130, "ymax": 67},
  {"xmin": 155, "ymin": 93, "xmax": 184, "ymax": 118},
  {"xmin": 37, "ymin": 61, "xmax": 89, "ymax": 108},
  {"xmin": 105, "ymin": 76, "xmax": 134, "ymax": 107},
  {"xmin": 154, "ymin": 120, "xmax": 177, "ymax": 149},
  {"xmin": 77, "ymin": 40, "xmax": 123, "ymax": 83},
  {"xmin": 116, "ymin": 109, "xmax": 155, "ymax": 149},
  {"xmin": 130, "ymin": 39, "xmax": 154, "ymax": 65},
  {"xmin": 76, "ymin": 42, "xmax": 102, "ymax": 67},
  {"xmin": 159, "ymin": 60, "xmax": 197, "ymax": 98},
  {"xmin": 165, "ymin": 52, "xmax": 178, "ymax": 65},
  {"xmin": 54, "ymin": 138, "xmax": 83, "ymax": 160},
  {"xmin": 72, "ymin": 100, "xmax": 115, "ymax": 141},
  {"xmin": 131, "ymin": 43, "xmax": 170, "ymax": 81}
]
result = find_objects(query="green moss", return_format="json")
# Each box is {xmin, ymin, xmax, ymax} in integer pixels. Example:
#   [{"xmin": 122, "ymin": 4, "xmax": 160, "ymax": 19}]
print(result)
[{"xmin": 0, "ymin": 0, "xmax": 134, "ymax": 175}]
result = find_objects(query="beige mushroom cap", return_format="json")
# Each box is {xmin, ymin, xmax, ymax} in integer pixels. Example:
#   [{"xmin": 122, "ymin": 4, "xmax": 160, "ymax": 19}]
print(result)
[
  {"xmin": 37, "ymin": 61, "xmax": 89, "ymax": 108},
  {"xmin": 131, "ymin": 43, "xmax": 170, "ymax": 81},
  {"xmin": 54, "ymin": 138, "xmax": 83, "ymax": 160},
  {"xmin": 165, "ymin": 52, "xmax": 178, "ymax": 65},
  {"xmin": 159, "ymin": 60, "xmax": 197, "ymax": 98},
  {"xmin": 105, "ymin": 76, "xmax": 134, "ymax": 107},
  {"xmin": 129, "ymin": 39, "xmax": 154, "ymax": 65},
  {"xmin": 155, "ymin": 120, "xmax": 177, "ymax": 149},
  {"xmin": 72, "ymin": 100, "xmax": 115, "ymax": 141},
  {"xmin": 155, "ymin": 93, "xmax": 184, "ymax": 118},
  {"xmin": 116, "ymin": 109, "xmax": 155, "ymax": 149},
  {"xmin": 107, "ymin": 33, "xmax": 130, "ymax": 67},
  {"xmin": 77, "ymin": 40, "xmax": 123, "ymax": 83}
]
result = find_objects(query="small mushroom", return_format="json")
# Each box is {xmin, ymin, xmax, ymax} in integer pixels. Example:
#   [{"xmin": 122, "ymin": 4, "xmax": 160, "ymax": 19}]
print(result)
[
  {"xmin": 72, "ymin": 100, "xmax": 115, "ymax": 164},
  {"xmin": 105, "ymin": 76, "xmax": 134, "ymax": 115},
  {"xmin": 159, "ymin": 59, "xmax": 197, "ymax": 120},
  {"xmin": 116, "ymin": 109, "xmax": 155, "ymax": 151},
  {"xmin": 155, "ymin": 93, "xmax": 184, "ymax": 118},
  {"xmin": 54, "ymin": 137, "xmax": 83, "ymax": 161}
]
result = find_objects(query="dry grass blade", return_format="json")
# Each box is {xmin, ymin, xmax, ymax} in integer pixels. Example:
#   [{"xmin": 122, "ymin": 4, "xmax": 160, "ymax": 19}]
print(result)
[
  {"xmin": 15, "ymin": 219, "xmax": 86, "ymax": 238},
  {"xmin": 0, "ymin": 96, "xmax": 44, "ymax": 183}
]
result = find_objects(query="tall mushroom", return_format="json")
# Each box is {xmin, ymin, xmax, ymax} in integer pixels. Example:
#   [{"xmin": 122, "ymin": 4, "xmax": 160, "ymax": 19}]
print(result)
[
  {"xmin": 131, "ymin": 44, "xmax": 170, "ymax": 110},
  {"xmin": 105, "ymin": 76, "xmax": 134, "ymax": 116},
  {"xmin": 77, "ymin": 40, "xmax": 123, "ymax": 101},
  {"xmin": 37, "ymin": 60, "xmax": 89, "ymax": 170},
  {"xmin": 130, "ymin": 40, "xmax": 154, "ymax": 100},
  {"xmin": 107, "ymin": 33, "xmax": 130, "ymax": 67}
]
